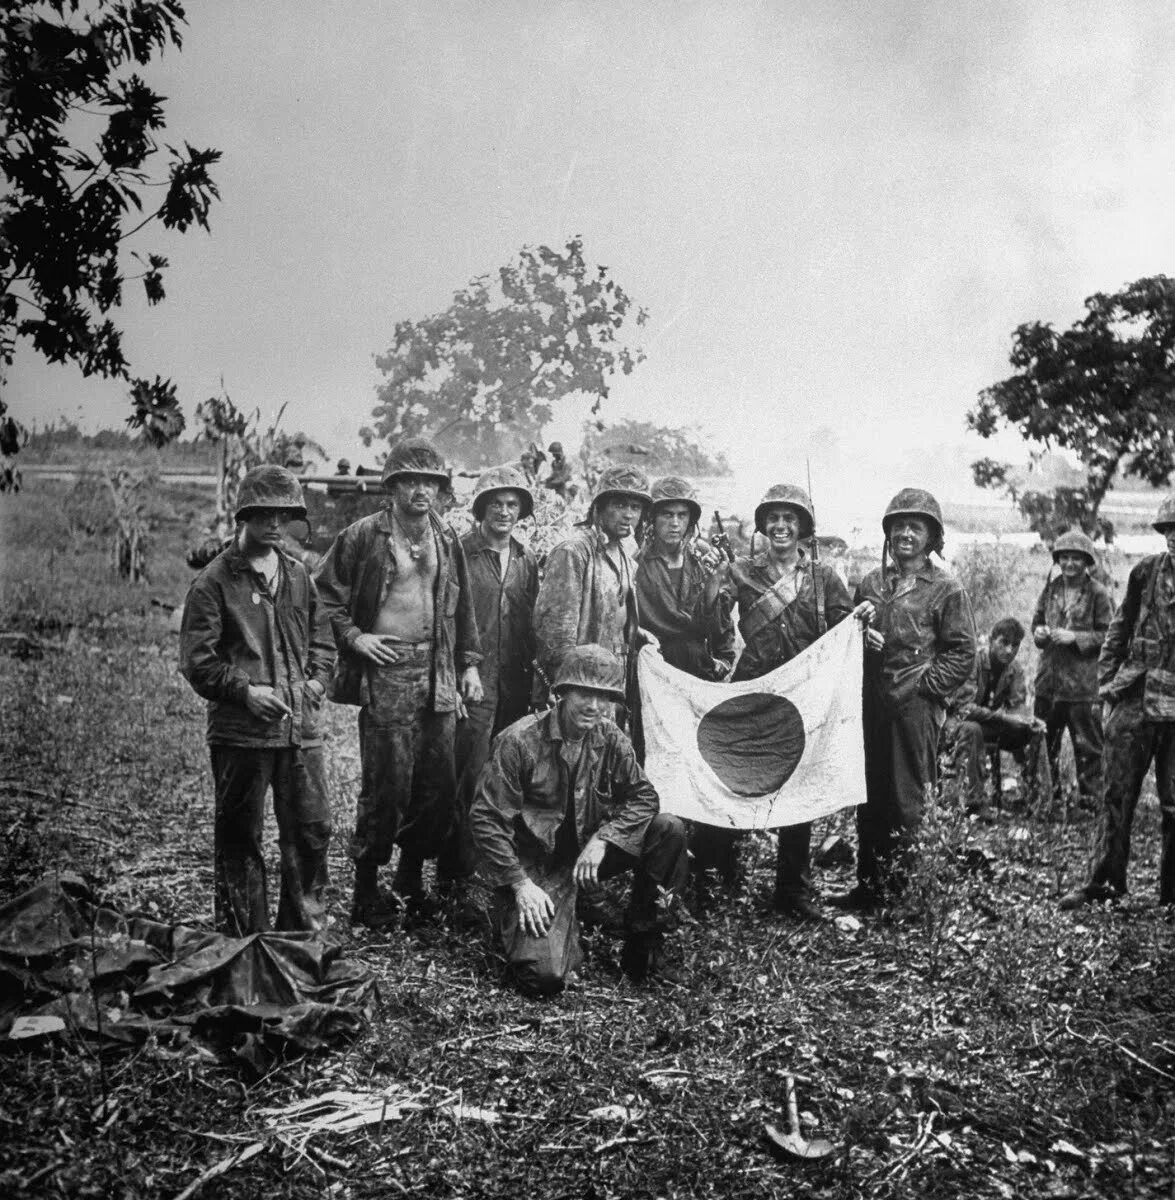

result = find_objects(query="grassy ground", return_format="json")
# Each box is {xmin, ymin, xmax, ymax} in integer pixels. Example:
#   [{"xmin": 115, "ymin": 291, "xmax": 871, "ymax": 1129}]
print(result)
[{"xmin": 1, "ymin": 482, "xmax": 1173, "ymax": 1199}]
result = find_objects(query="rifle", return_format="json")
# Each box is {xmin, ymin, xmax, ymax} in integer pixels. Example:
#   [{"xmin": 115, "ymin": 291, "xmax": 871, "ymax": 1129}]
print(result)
[
  {"xmin": 807, "ymin": 459, "xmax": 827, "ymax": 635},
  {"xmin": 712, "ymin": 510, "xmax": 736, "ymax": 563}
]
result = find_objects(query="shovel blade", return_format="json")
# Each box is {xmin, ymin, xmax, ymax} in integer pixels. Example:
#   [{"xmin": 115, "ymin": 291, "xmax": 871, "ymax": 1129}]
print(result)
[{"xmin": 763, "ymin": 1122, "xmax": 834, "ymax": 1161}]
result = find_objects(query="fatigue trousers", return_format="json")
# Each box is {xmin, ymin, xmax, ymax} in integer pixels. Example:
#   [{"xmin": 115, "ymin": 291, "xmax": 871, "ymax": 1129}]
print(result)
[
  {"xmin": 858, "ymin": 693, "xmax": 941, "ymax": 895},
  {"xmin": 494, "ymin": 814, "xmax": 689, "ymax": 997},
  {"xmin": 1082, "ymin": 694, "xmax": 1175, "ymax": 903},
  {"xmin": 951, "ymin": 719, "xmax": 1050, "ymax": 810},
  {"xmin": 209, "ymin": 744, "xmax": 331, "ymax": 936},
  {"xmin": 447, "ymin": 683, "xmax": 529, "ymax": 879},
  {"xmin": 1034, "ymin": 696, "xmax": 1104, "ymax": 811},
  {"xmin": 353, "ymin": 650, "xmax": 456, "ymax": 866}
]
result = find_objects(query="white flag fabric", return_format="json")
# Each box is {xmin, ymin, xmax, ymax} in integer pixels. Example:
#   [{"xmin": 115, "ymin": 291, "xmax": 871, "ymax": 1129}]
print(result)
[{"xmin": 638, "ymin": 618, "xmax": 865, "ymax": 830}]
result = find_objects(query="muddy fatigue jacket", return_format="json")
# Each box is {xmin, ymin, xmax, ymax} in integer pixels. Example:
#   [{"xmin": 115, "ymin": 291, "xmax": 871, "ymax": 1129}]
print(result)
[
  {"xmin": 1032, "ymin": 575, "xmax": 1114, "ymax": 702},
  {"xmin": 634, "ymin": 542, "xmax": 735, "ymax": 680},
  {"xmin": 725, "ymin": 549, "xmax": 854, "ymax": 682},
  {"xmin": 856, "ymin": 562, "xmax": 976, "ymax": 709},
  {"xmin": 460, "ymin": 526, "xmax": 539, "ymax": 715},
  {"xmin": 313, "ymin": 509, "xmax": 482, "ymax": 711},
  {"xmin": 533, "ymin": 527, "xmax": 639, "ymax": 698},
  {"xmin": 180, "ymin": 542, "xmax": 334, "ymax": 747},
  {"xmin": 1099, "ymin": 553, "xmax": 1175, "ymax": 719},
  {"xmin": 470, "ymin": 707, "xmax": 660, "ymax": 889},
  {"xmin": 945, "ymin": 646, "xmax": 1030, "ymax": 742}
]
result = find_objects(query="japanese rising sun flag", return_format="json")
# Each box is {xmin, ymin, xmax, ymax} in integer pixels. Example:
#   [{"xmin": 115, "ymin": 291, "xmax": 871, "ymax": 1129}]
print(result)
[{"xmin": 638, "ymin": 618, "xmax": 865, "ymax": 829}]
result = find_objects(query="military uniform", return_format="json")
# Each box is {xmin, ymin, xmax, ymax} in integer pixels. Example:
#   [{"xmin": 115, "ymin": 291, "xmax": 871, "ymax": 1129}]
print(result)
[
  {"xmin": 851, "ymin": 490, "xmax": 976, "ymax": 900},
  {"xmin": 313, "ymin": 442, "xmax": 482, "ymax": 917},
  {"xmin": 470, "ymin": 647, "xmax": 688, "ymax": 995},
  {"xmin": 179, "ymin": 467, "xmax": 335, "ymax": 935},
  {"xmin": 945, "ymin": 646, "xmax": 1048, "ymax": 808},
  {"xmin": 532, "ymin": 466, "xmax": 650, "ymax": 711},
  {"xmin": 1065, "ymin": 533, "xmax": 1175, "ymax": 906},
  {"xmin": 1031, "ymin": 552, "xmax": 1114, "ymax": 810},
  {"xmin": 451, "ymin": 470, "xmax": 540, "ymax": 878}
]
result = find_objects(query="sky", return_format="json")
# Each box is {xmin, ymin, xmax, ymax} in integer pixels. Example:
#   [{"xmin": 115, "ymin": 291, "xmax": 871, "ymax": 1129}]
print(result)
[{"xmin": 8, "ymin": 0, "xmax": 1175, "ymax": 528}]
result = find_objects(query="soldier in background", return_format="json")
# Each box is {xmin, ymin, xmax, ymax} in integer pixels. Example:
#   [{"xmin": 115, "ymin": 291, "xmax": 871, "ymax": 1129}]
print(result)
[
  {"xmin": 1031, "ymin": 529, "xmax": 1113, "ymax": 814},
  {"xmin": 314, "ymin": 438, "xmax": 483, "ymax": 927},
  {"xmin": 1061, "ymin": 495, "xmax": 1175, "ymax": 910},
  {"xmin": 837, "ymin": 488, "xmax": 976, "ymax": 910},
  {"xmin": 179, "ymin": 466, "xmax": 334, "ymax": 934},
  {"xmin": 944, "ymin": 617, "xmax": 1049, "ymax": 817},
  {"xmin": 543, "ymin": 441, "xmax": 573, "ymax": 500},
  {"xmin": 448, "ymin": 467, "xmax": 540, "ymax": 899},
  {"xmin": 533, "ymin": 464, "xmax": 651, "ymax": 716}
]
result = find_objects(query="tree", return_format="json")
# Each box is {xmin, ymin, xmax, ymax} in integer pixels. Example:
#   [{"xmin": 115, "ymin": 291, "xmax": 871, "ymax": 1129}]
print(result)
[
  {"xmin": 969, "ymin": 275, "xmax": 1175, "ymax": 540},
  {"xmin": 1, "ymin": 1, "xmax": 221, "ymax": 446},
  {"xmin": 580, "ymin": 418, "xmax": 731, "ymax": 480},
  {"xmin": 364, "ymin": 236, "xmax": 648, "ymax": 468}
]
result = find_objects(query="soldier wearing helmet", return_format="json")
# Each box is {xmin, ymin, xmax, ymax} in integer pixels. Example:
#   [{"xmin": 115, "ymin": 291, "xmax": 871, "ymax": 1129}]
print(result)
[
  {"xmin": 634, "ymin": 477, "xmax": 734, "ymax": 682},
  {"xmin": 180, "ymin": 465, "xmax": 335, "ymax": 934},
  {"xmin": 470, "ymin": 645, "xmax": 689, "ymax": 994},
  {"xmin": 532, "ymin": 463, "xmax": 652, "ymax": 716},
  {"xmin": 314, "ymin": 437, "xmax": 484, "ymax": 927},
  {"xmin": 448, "ymin": 467, "xmax": 540, "ymax": 900},
  {"xmin": 698, "ymin": 482, "xmax": 858, "ymax": 919},
  {"xmin": 1030, "ymin": 529, "xmax": 1114, "ymax": 816},
  {"xmin": 1061, "ymin": 494, "xmax": 1175, "ymax": 910},
  {"xmin": 833, "ymin": 488, "xmax": 976, "ymax": 910},
  {"xmin": 542, "ymin": 440, "xmax": 573, "ymax": 500}
]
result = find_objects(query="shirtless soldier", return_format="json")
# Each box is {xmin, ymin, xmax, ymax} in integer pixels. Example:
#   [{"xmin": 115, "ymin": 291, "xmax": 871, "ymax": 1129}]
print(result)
[{"xmin": 315, "ymin": 438, "xmax": 483, "ymax": 926}]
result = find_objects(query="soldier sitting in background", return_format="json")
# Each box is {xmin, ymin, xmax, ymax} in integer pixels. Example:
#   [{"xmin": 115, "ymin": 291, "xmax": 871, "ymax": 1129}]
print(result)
[{"xmin": 944, "ymin": 617, "xmax": 1048, "ymax": 818}]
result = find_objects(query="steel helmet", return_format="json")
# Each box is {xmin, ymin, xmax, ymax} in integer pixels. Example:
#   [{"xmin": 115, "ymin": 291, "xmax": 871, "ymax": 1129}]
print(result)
[
  {"xmin": 754, "ymin": 484, "xmax": 814, "ymax": 538},
  {"xmin": 1153, "ymin": 494, "xmax": 1175, "ymax": 532},
  {"xmin": 649, "ymin": 476, "xmax": 702, "ymax": 527},
  {"xmin": 590, "ymin": 464, "xmax": 652, "ymax": 515},
  {"xmin": 1051, "ymin": 529, "xmax": 1097, "ymax": 566},
  {"xmin": 234, "ymin": 465, "xmax": 307, "ymax": 521},
  {"xmin": 381, "ymin": 437, "xmax": 449, "ymax": 488},
  {"xmin": 471, "ymin": 465, "xmax": 534, "ymax": 521},
  {"xmin": 548, "ymin": 441, "xmax": 564, "ymax": 455},
  {"xmin": 553, "ymin": 644, "xmax": 626, "ymax": 702},
  {"xmin": 882, "ymin": 487, "xmax": 944, "ymax": 551}
]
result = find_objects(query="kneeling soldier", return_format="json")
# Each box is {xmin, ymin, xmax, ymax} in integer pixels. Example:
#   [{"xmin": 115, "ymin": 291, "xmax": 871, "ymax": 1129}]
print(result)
[
  {"xmin": 470, "ymin": 646, "xmax": 689, "ymax": 995},
  {"xmin": 180, "ymin": 465, "xmax": 334, "ymax": 935}
]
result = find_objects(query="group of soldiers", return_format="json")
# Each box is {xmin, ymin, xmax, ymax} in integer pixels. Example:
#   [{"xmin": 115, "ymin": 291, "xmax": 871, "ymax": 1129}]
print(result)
[{"xmin": 179, "ymin": 436, "xmax": 1175, "ymax": 996}]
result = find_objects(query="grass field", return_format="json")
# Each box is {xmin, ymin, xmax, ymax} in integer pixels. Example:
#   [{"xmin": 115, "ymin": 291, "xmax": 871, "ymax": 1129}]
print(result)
[{"xmin": 1, "ymin": 480, "xmax": 1173, "ymax": 1199}]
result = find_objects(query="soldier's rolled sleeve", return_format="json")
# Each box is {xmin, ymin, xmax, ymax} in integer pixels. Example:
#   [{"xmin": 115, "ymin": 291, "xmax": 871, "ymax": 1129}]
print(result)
[
  {"xmin": 470, "ymin": 737, "xmax": 530, "ymax": 889},
  {"xmin": 534, "ymin": 539, "xmax": 589, "ymax": 682},
  {"xmin": 921, "ymin": 586, "xmax": 977, "ymax": 701},
  {"xmin": 595, "ymin": 733, "xmax": 661, "ymax": 855},
  {"xmin": 179, "ymin": 579, "xmax": 251, "ymax": 705}
]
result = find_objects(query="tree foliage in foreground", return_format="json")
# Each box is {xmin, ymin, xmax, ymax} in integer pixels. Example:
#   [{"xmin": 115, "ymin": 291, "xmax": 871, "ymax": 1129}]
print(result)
[
  {"xmin": 364, "ymin": 236, "xmax": 648, "ymax": 468},
  {"xmin": 1, "ymin": 0, "xmax": 221, "ymax": 446},
  {"xmin": 969, "ymin": 275, "xmax": 1175, "ymax": 540}
]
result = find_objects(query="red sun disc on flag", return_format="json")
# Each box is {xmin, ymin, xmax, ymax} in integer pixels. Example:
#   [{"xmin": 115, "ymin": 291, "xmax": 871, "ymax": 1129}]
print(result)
[{"xmin": 695, "ymin": 693, "xmax": 806, "ymax": 796}]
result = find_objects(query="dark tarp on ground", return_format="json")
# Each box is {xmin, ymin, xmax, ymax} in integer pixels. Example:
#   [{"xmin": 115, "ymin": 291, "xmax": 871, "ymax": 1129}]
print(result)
[{"xmin": 0, "ymin": 874, "xmax": 375, "ymax": 1072}]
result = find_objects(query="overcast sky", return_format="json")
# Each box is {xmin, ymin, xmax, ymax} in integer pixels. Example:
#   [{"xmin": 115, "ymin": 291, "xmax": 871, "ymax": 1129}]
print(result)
[{"xmin": 8, "ymin": 1, "xmax": 1175, "ymax": 523}]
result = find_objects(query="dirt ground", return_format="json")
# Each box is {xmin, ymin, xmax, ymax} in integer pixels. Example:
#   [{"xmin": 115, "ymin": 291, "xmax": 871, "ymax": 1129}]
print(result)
[{"xmin": 1, "ymin": 481, "xmax": 1173, "ymax": 1199}]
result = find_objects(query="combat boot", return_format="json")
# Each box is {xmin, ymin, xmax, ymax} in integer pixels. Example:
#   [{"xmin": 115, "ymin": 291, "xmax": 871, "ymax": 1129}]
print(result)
[
  {"xmin": 620, "ymin": 933, "xmax": 685, "ymax": 986},
  {"xmin": 350, "ymin": 863, "xmax": 400, "ymax": 929}
]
